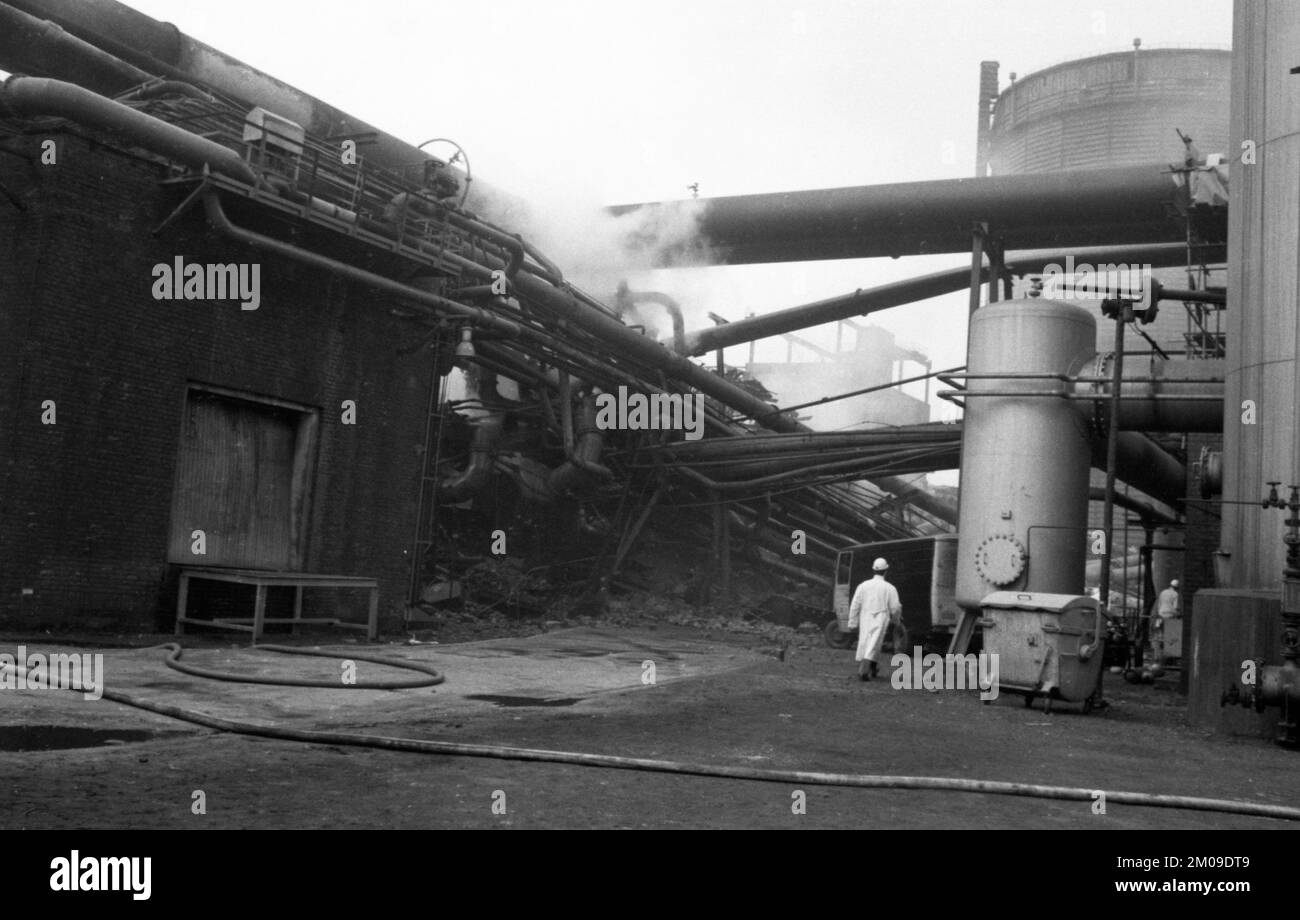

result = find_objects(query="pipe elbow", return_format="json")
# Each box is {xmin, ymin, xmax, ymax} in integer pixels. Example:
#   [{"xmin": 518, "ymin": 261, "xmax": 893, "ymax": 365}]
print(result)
[{"xmin": 548, "ymin": 393, "xmax": 612, "ymax": 497}]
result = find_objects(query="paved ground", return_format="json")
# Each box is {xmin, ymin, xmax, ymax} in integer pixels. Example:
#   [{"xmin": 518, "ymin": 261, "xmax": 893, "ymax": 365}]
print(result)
[{"xmin": 1, "ymin": 625, "xmax": 1296, "ymax": 829}]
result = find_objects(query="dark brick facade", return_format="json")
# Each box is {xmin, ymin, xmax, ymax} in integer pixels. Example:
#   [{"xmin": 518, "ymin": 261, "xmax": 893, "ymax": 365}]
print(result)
[{"xmin": 0, "ymin": 130, "xmax": 435, "ymax": 633}]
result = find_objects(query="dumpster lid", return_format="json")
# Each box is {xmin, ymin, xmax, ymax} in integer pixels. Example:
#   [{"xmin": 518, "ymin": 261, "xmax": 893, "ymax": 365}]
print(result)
[{"xmin": 980, "ymin": 591, "xmax": 1098, "ymax": 613}]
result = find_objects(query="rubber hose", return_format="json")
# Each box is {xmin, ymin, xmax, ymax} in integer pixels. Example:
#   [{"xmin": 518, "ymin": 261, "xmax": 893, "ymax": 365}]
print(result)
[
  {"xmin": 17, "ymin": 653, "xmax": 1300, "ymax": 823},
  {"xmin": 160, "ymin": 643, "xmax": 444, "ymax": 690}
]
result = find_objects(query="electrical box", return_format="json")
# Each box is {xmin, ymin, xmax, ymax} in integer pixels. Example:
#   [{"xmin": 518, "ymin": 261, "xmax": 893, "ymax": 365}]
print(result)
[{"xmin": 242, "ymin": 107, "xmax": 305, "ymax": 180}]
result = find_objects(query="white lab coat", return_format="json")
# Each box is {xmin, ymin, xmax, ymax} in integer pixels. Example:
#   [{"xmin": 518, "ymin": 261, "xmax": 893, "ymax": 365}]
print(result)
[
  {"xmin": 1157, "ymin": 587, "xmax": 1180, "ymax": 617},
  {"xmin": 847, "ymin": 574, "xmax": 902, "ymax": 664}
]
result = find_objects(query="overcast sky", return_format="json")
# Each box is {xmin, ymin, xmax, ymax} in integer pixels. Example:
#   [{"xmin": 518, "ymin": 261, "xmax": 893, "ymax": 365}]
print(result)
[{"xmin": 120, "ymin": 1, "xmax": 1233, "ymax": 458}]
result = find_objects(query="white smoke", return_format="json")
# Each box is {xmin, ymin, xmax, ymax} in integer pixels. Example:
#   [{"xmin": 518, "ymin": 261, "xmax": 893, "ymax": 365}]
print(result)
[{"xmin": 468, "ymin": 158, "xmax": 717, "ymax": 328}]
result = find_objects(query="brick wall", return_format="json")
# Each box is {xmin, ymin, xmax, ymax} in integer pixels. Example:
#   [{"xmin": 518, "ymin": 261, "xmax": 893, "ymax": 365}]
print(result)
[{"xmin": 0, "ymin": 132, "xmax": 434, "ymax": 633}]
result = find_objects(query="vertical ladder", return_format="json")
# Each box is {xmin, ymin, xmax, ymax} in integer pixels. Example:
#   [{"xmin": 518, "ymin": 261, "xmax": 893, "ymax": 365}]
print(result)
[{"xmin": 407, "ymin": 330, "xmax": 449, "ymax": 609}]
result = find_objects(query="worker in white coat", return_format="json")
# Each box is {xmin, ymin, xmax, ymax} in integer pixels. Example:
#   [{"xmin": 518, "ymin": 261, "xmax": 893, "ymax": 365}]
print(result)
[
  {"xmin": 848, "ymin": 557, "xmax": 902, "ymax": 681},
  {"xmin": 1154, "ymin": 578, "xmax": 1181, "ymax": 659}
]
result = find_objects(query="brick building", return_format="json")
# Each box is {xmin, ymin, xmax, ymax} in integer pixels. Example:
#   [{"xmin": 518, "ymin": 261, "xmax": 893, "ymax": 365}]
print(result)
[{"xmin": 0, "ymin": 129, "xmax": 435, "ymax": 632}]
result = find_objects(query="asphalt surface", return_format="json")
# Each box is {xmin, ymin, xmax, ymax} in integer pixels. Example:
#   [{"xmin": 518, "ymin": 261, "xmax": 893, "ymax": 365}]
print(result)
[{"xmin": 1, "ymin": 625, "xmax": 1296, "ymax": 829}]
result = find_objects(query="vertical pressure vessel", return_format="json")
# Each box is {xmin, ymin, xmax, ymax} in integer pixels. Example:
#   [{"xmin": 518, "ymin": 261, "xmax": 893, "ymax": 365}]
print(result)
[{"xmin": 956, "ymin": 299, "xmax": 1097, "ymax": 609}]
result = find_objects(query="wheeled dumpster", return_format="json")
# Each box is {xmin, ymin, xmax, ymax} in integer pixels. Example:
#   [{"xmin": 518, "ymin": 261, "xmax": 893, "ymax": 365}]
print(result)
[{"xmin": 978, "ymin": 591, "xmax": 1106, "ymax": 711}]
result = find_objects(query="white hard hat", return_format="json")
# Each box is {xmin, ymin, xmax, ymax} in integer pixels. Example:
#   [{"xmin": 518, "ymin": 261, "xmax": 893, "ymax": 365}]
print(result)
[
  {"xmin": 1171, "ymin": 579, "xmax": 1179, "ymax": 588},
  {"xmin": 872, "ymin": 557, "xmax": 889, "ymax": 572}
]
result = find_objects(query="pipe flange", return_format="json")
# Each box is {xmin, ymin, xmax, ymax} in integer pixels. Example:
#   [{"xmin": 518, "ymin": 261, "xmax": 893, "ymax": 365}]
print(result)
[{"xmin": 975, "ymin": 534, "xmax": 1027, "ymax": 586}]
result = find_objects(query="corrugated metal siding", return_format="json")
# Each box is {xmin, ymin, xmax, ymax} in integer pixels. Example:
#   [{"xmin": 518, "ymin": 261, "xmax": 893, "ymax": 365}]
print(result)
[
  {"xmin": 989, "ymin": 49, "xmax": 1231, "ymax": 175},
  {"xmin": 168, "ymin": 390, "xmax": 299, "ymax": 569}
]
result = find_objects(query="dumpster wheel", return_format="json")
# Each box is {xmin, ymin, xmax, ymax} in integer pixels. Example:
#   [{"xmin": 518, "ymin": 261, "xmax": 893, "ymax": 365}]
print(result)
[{"xmin": 824, "ymin": 620, "xmax": 856, "ymax": 650}]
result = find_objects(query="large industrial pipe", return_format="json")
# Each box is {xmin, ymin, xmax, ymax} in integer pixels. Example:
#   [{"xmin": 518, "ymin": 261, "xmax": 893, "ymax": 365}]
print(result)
[
  {"xmin": 1083, "ymin": 358, "xmax": 1225, "ymax": 432},
  {"xmin": 1101, "ymin": 434, "xmax": 1188, "ymax": 511},
  {"xmin": 951, "ymin": 362, "xmax": 1225, "ymax": 434},
  {"xmin": 9, "ymin": 62, "xmax": 953, "ymax": 526},
  {"xmin": 613, "ymin": 164, "xmax": 1188, "ymax": 264},
  {"xmin": 1, "ymin": 0, "xmax": 526, "ymax": 219},
  {"xmin": 681, "ymin": 242, "xmax": 1215, "ymax": 355},
  {"xmin": 0, "ymin": 2, "xmax": 152, "ymax": 91},
  {"xmin": 500, "ymin": 266, "xmax": 962, "ymax": 523},
  {"xmin": 0, "ymin": 75, "xmax": 259, "ymax": 185},
  {"xmin": 1087, "ymin": 487, "xmax": 1180, "ymax": 527}
]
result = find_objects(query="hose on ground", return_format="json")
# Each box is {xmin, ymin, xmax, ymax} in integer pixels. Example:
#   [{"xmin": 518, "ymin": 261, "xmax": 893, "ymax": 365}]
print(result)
[
  {"xmin": 16, "ymin": 649, "xmax": 1300, "ymax": 823},
  {"xmin": 159, "ymin": 642, "xmax": 444, "ymax": 689}
]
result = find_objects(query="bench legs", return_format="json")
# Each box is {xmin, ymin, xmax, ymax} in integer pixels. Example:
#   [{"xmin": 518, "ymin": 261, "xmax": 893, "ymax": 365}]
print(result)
[
  {"xmin": 175, "ymin": 573, "xmax": 191, "ymax": 636},
  {"xmin": 253, "ymin": 584, "xmax": 268, "ymax": 642},
  {"xmin": 174, "ymin": 574, "xmax": 379, "ymax": 643}
]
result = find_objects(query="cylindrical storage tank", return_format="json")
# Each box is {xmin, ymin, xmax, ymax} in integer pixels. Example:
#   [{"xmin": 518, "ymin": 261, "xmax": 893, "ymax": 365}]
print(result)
[
  {"xmin": 956, "ymin": 299, "xmax": 1097, "ymax": 609},
  {"xmin": 990, "ymin": 48, "xmax": 1231, "ymax": 359},
  {"xmin": 989, "ymin": 48, "xmax": 1230, "ymax": 176},
  {"xmin": 1220, "ymin": 1, "xmax": 1300, "ymax": 591}
]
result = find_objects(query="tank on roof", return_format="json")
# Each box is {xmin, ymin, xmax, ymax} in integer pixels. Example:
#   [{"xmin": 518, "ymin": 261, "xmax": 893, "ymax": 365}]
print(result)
[{"xmin": 989, "ymin": 47, "xmax": 1230, "ymax": 174}]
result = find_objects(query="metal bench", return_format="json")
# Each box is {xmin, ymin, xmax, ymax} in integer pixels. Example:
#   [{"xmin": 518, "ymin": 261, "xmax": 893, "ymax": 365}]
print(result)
[{"xmin": 175, "ymin": 567, "xmax": 379, "ymax": 642}]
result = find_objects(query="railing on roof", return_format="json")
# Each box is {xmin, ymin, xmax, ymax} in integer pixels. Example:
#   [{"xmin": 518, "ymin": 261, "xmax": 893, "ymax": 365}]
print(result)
[
  {"xmin": 118, "ymin": 86, "xmax": 508, "ymax": 277},
  {"xmin": 1004, "ymin": 42, "xmax": 1232, "ymax": 86}
]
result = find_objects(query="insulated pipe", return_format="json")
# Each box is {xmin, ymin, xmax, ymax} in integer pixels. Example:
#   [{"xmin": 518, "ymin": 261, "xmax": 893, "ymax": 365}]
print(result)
[
  {"xmin": 4, "ymin": 0, "xmax": 182, "ymax": 64},
  {"xmin": 0, "ymin": 75, "xmax": 259, "ymax": 185},
  {"xmin": 0, "ymin": 1, "xmax": 152, "ymax": 91},
  {"xmin": 1096, "ymin": 433, "xmax": 1187, "ymax": 511},
  {"xmin": 1082, "ymin": 358, "xmax": 1225, "ymax": 433},
  {"xmin": 3, "ymin": 0, "xmax": 527, "ymax": 220},
  {"xmin": 613, "ymin": 164, "xmax": 1189, "ymax": 264},
  {"xmin": 681, "ymin": 242, "xmax": 1216, "ymax": 355},
  {"xmin": 1087, "ymin": 487, "xmax": 1180, "ymax": 527}
]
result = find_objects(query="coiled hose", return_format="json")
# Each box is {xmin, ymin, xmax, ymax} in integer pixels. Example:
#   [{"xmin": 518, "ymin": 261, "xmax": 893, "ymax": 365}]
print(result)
[
  {"xmin": 158, "ymin": 643, "xmax": 443, "ymax": 690},
  {"xmin": 16, "ymin": 646, "xmax": 1300, "ymax": 823}
]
